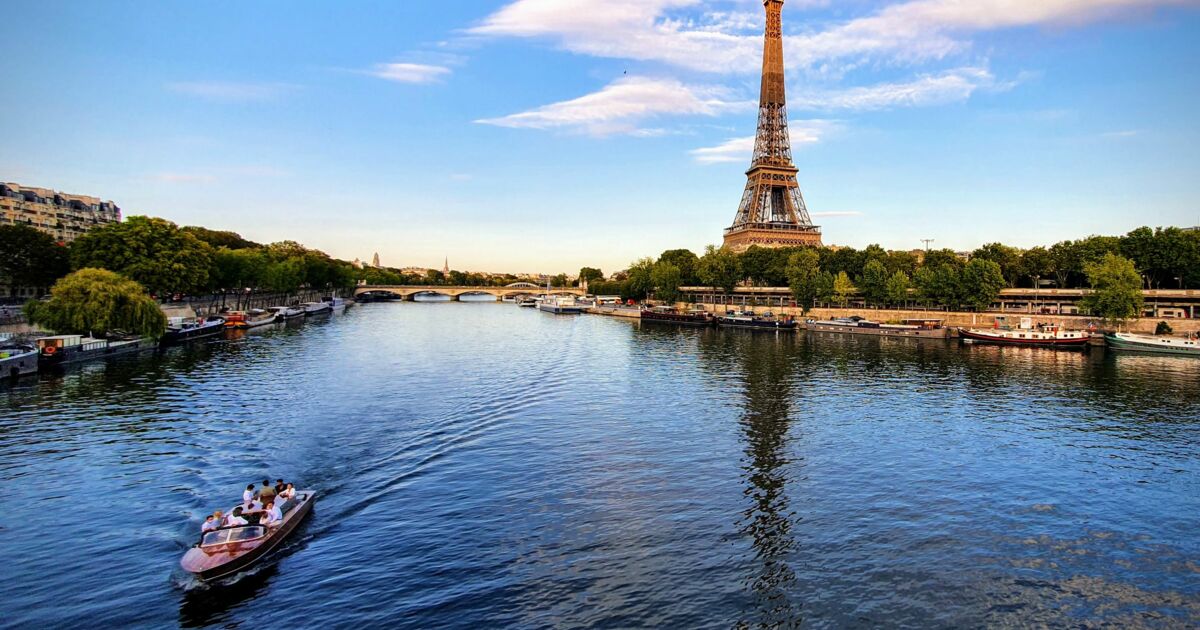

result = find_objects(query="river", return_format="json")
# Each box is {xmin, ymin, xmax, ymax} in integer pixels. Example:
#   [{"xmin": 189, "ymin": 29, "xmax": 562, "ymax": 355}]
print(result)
[{"xmin": 1, "ymin": 303, "xmax": 1197, "ymax": 628}]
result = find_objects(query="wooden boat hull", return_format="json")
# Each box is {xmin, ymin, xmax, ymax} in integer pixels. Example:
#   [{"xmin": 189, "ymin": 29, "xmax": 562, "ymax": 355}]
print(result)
[
  {"xmin": 1105, "ymin": 333, "xmax": 1200, "ymax": 356},
  {"xmin": 958, "ymin": 328, "xmax": 1090, "ymax": 347},
  {"xmin": 181, "ymin": 490, "xmax": 316, "ymax": 582}
]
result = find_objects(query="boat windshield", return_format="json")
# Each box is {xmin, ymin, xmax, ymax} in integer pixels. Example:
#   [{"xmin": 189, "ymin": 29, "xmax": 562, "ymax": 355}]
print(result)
[{"xmin": 201, "ymin": 526, "xmax": 266, "ymax": 546}]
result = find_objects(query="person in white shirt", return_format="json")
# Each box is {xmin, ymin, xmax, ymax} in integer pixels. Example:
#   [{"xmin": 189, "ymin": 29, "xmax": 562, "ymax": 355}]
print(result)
[
  {"xmin": 242, "ymin": 497, "xmax": 262, "ymax": 513},
  {"xmin": 262, "ymin": 502, "xmax": 283, "ymax": 527},
  {"xmin": 201, "ymin": 515, "xmax": 217, "ymax": 532},
  {"xmin": 224, "ymin": 508, "xmax": 249, "ymax": 527},
  {"xmin": 277, "ymin": 483, "xmax": 295, "ymax": 505},
  {"xmin": 243, "ymin": 484, "xmax": 256, "ymax": 503}
]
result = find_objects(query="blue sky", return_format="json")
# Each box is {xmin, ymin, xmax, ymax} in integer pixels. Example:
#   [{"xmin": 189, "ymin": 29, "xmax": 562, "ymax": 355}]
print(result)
[{"xmin": 2, "ymin": 0, "xmax": 1198, "ymax": 274}]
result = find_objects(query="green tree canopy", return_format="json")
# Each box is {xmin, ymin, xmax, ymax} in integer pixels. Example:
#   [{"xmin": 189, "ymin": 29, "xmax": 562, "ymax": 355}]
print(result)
[
  {"xmin": 885, "ymin": 270, "xmax": 911, "ymax": 307},
  {"xmin": 1080, "ymin": 253, "xmax": 1145, "ymax": 324},
  {"xmin": 624, "ymin": 258, "xmax": 656, "ymax": 300},
  {"xmin": 650, "ymin": 261, "xmax": 683, "ymax": 303},
  {"xmin": 921, "ymin": 248, "xmax": 962, "ymax": 270},
  {"xmin": 698, "ymin": 245, "xmax": 742, "ymax": 295},
  {"xmin": 785, "ymin": 249, "xmax": 822, "ymax": 314},
  {"xmin": 959, "ymin": 258, "xmax": 1006, "ymax": 311},
  {"xmin": 70, "ymin": 216, "xmax": 214, "ymax": 295},
  {"xmin": 1019, "ymin": 246, "xmax": 1054, "ymax": 287},
  {"xmin": 656, "ymin": 249, "xmax": 700, "ymax": 285},
  {"xmin": 859, "ymin": 259, "xmax": 889, "ymax": 306},
  {"xmin": 181, "ymin": 226, "xmax": 260, "ymax": 250},
  {"xmin": 24, "ymin": 268, "xmax": 166, "ymax": 338},
  {"xmin": 578, "ymin": 267, "xmax": 605, "ymax": 286},
  {"xmin": 832, "ymin": 271, "xmax": 855, "ymax": 307},
  {"xmin": 971, "ymin": 242, "xmax": 1022, "ymax": 287},
  {"xmin": 0, "ymin": 224, "xmax": 70, "ymax": 291}
]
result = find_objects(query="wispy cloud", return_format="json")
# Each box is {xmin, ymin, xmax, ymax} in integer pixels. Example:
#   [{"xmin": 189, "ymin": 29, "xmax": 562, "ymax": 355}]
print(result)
[
  {"xmin": 366, "ymin": 62, "xmax": 452, "ymax": 84},
  {"xmin": 470, "ymin": 0, "xmax": 1194, "ymax": 75},
  {"xmin": 690, "ymin": 120, "xmax": 838, "ymax": 164},
  {"xmin": 476, "ymin": 76, "xmax": 752, "ymax": 136},
  {"xmin": 165, "ymin": 81, "xmax": 299, "ymax": 103},
  {"xmin": 1101, "ymin": 129, "xmax": 1139, "ymax": 138},
  {"xmin": 790, "ymin": 67, "xmax": 1010, "ymax": 111},
  {"xmin": 810, "ymin": 211, "xmax": 863, "ymax": 217}
]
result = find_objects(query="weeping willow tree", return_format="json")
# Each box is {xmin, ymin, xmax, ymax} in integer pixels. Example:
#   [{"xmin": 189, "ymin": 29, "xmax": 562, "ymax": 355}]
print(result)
[{"xmin": 24, "ymin": 268, "xmax": 167, "ymax": 338}]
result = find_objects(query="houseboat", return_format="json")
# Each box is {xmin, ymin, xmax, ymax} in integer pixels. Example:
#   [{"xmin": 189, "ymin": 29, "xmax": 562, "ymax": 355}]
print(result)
[
  {"xmin": 302, "ymin": 301, "xmax": 332, "ymax": 316},
  {"xmin": 538, "ymin": 296, "xmax": 584, "ymax": 314},
  {"xmin": 269, "ymin": 305, "xmax": 305, "ymax": 320},
  {"xmin": 161, "ymin": 316, "xmax": 227, "ymax": 345},
  {"xmin": 959, "ymin": 317, "xmax": 1090, "ymax": 348},
  {"xmin": 1105, "ymin": 332, "xmax": 1200, "ymax": 356},
  {"xmin": 805, "ymin": 316, "xmax": 949, "ymax": 339},
  {"xmin": 37, "ymin": 334, "xmax": 154, "ymax": 367},
  {"xmin": 180, "ymin": 490, "xmax": 316, "ymax": 582},
  {"xmin": 224, "ymin": 309, "xmax": 279, "ymax": 329},
  {"xmin": 717, "ymin": 311, "xmax": 798, "ymax": 331},
  {"xmin": 641, "ymin": 306, "xmax": 715, "ymax": 327},
  {"xmin": 1, "ymin": 340, "xmax": 39, "ymax": 378}
]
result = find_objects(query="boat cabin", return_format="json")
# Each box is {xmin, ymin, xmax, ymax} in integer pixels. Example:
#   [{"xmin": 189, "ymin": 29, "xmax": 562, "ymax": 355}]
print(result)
[
  {"xmin": 37, "ymin": 335, "xmax": 107, "ymax": 352},
  {"xmin": 902, "ymin": 319, "xmax": 943, "ymax": 330}
]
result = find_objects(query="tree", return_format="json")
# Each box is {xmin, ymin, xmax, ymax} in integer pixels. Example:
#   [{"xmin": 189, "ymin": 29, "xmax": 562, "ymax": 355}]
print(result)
[
  {"xmin": 971, "ymin": 243, "xmax": 1022, "ymax": 287},
  {"xmin": 650, "ymin": 261, "xmax": 683, "ymax": 303},
  {"xmin": 859, "ymin": 259, "xmax": 889, "ymax": 306},
  {"xmin": 24, "ymin": 268, "xmax": 166, "ymax": 338},
  {"xmin": 785, "ymin": 249, "xmax": 821, "ymax": 314},
  {"xmin": 262, "ymin": 258, "xmax": 305, "ymax": 293},
  {"xmin": 922, "ymin": 248, "xmax": 962, "ymax": 270},
  {"xmin": 578, "ymin": 267, "xmax": 604, "ymax": 287},
  {"xmin": 885, "ymin": 250, "xmax": 918, "ymax": 277},
  {"xmin": 0, "ymin": 224, "xmax": 70, "ymax": 292},
  {"xmin": 885, "ymin": 270, "xmax": 911, "ymax": 307},
  {"xmin": 698, "ymin": 245, "xmax": 742, "ymax": 297},
  {"xmin": 832, "ymin": 271, "xmax": 855, "ymax": 307},
  {"xmin": 181, "ymin": 226, "xmax": 259, "ymax": 250},
  {"xmin": 211, "ymin": 247, "xmax": 266, "ymax": 291},
  {"xmin": 656, "ymin": 249, "xmax": 700, "ymax": 285},
  {"xmin": 959, "ymin": 258, "xmax": 1006, "ymax": 311},
  {"xmin": 551, "ymin": 273, "xmax": 570, "ymax": 288},
  {"xmin": 1019, "ymin": 246, "xmax": 1054, "ymax": 287},
  {"xmin": 70, "ymin": 216, "xmax": 214, "ymax": 295},
  {"xmin": 1080, "ymin": 253, "xmax": 1144, "ymax": 324},
  {"xmin": 624, "ymin": 258, "xmax": 656, "ymax": 300}
]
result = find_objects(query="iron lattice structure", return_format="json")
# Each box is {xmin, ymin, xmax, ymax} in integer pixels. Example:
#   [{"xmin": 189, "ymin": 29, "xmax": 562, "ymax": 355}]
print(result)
[{"xmin": 723, "ymin": 0, "xmax": 821, "ymax": 251}]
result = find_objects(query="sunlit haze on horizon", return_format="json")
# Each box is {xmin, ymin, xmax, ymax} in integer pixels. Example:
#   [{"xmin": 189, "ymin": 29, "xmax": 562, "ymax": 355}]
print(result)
[{"xmin": 2, "ymin": 0, "xmax": 1198, "ymax": 274}]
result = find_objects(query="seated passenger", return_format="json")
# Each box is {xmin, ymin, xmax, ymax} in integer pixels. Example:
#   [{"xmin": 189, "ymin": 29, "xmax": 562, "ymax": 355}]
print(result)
[
  {"xmin": 201, "ymin": 514, "xmax": 217, "ymax": 532},
  {"xmin": 225, "ymin": 508, "xmax": 248, "ymax": 527},
  {"xmin": 277, "ymin": 483, "xmax": 296, "ymax": 503},
  {"xmin": 259, "ymin": 479, "xmax": 276, "ymax": 506},
  {"xmin": 274, "ymin": 478, "xmax": 286, "ymax": 496},
  {"xmin": 241, "ymin": 496, "xmax": 262, "ymax": 513},
  {"xmin": 262, "ymin": 501, "xmax": 283, "ymax": 527},
  {"xmin": 243, "ymin": 484, "xmax": 256, "ymax": 503}
]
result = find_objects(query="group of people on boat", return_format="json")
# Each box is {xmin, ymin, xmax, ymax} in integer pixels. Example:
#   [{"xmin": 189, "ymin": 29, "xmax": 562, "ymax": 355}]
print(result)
[{"xmin": 201, "ymin": 479, "xmax": 297, "ymax": 532}]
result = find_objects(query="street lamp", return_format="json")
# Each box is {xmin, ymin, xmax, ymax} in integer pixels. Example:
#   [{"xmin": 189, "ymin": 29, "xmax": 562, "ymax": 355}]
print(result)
[
  {"xmin": 1033, "ymin": 275, "xmax": 1040, "ymax": 314},
  {"xmin": 1176, "ymin": 276, "xmax": 1184, "ymax": 289}
]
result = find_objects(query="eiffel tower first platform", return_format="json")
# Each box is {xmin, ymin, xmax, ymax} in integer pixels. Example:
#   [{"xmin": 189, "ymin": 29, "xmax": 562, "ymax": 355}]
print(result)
[{"xmin": 722, "ymin": 0, "xmax": 822, "ymax": 252}]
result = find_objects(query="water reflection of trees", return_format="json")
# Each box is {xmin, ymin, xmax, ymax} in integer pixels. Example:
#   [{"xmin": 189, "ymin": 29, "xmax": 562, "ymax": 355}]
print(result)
[{"xmin": 696, "ymin": 330, "xmax": 804, "ymax": 628}]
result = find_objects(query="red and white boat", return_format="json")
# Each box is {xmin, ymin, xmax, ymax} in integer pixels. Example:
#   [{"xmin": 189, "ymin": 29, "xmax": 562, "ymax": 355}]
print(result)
[{"xmin": 959, "ymin": 317, "xmax": 1091, "ymax": 348}]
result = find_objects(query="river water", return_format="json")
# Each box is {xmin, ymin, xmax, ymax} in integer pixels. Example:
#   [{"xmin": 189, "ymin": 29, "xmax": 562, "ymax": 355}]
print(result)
[{"xmin": 1, "ymin": 303, "xmax": 1197, "ymax": 628}]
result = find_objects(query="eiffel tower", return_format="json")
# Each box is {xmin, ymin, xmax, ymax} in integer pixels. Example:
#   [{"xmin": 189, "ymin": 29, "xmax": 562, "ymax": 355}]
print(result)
[{"xmin": 722, "ymin": 0, "xmax": 822, "ymax": 252}]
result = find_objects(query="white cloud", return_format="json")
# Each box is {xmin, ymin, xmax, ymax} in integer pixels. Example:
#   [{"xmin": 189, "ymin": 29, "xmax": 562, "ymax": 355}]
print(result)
[
  {"xmin": 690, "ymin": 119, "xmax": 837, "ymax": 164},
  {"xmin": 166, "ymin": 81, "xmax": 298, "ymax": 102},
  {"xmin": 1101, "ymin": 129, "xmax": 1139, "ymax": 138},
  {"xmin": 790, "ymin": 67, "xmax": 1008, "ymax": 111},
  {"xmin": 470, "ymin": 0, "xmax": 1196, "ymax": 74},
  {"xmin": 367, "ymin": 62, "xmax": 452, "ymax": 84},
  {"xmin": 476, "ymin": 76, "xmax": 752, "ymax": 136}
]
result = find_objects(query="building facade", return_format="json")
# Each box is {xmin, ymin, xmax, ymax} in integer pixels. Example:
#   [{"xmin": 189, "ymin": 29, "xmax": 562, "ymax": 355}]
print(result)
[{"xmin": 1, "ymin": 182, "xmax": 121, "ymax": 243}]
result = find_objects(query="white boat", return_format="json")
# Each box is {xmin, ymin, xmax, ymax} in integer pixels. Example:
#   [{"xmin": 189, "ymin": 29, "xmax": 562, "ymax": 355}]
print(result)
[
  {"xmin": 269, "ymin": 305, "xmax": 305, "ymax": 319},
  {"xmin": 1, "ymin": 341, "xmax": 39, "ymax": 378},
  {"xmin": 302, "ymin": 302, "xmax": 332, "ymax": 316},
  {"xmin": 1105, "ymin": 332, "xmax": 1200, "ymax": 356},
  {"xmin": 501, "ymin": 296, "xmax": 517, "ymax": 303},
  {"xmin": 537, "ymin": 296, "xmax": 584, "ymax": 314},
  {"xmin": 224, "ymin": 309, "xmax": 279, "ymax": 329},
  {"xmin": 517, "ymin": 297, "xmax": 538, "ymax": 308},
  {"xmin": 324, "ymin": 296, "xmax": 347, "ymax": 313}
]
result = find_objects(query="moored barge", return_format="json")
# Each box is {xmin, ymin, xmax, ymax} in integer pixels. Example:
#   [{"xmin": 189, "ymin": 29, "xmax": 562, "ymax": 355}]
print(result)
[
  {"xmin": 959, "ymin": 317, "xmax": 1090, "ymax": 348},
  {"xmin": 1105, "ymin": 332, "xmax": 1200, "ymax": 356},
  {"xmin": 805, "ymin": 316, "xmax": 949, "ymax": 339},
  {"xmin": 641, "ymin": 306, "xmax": 714, "ymax": 327},
  {"xmin": 717, "ymin": 311, "xmax": 797, "ymax": 331}
]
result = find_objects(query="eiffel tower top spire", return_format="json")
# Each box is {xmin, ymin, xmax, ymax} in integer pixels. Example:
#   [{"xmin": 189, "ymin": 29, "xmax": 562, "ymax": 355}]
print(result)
[{"xmin": 722, "ymin": 0, "xmax": 822, "ymax": 252}]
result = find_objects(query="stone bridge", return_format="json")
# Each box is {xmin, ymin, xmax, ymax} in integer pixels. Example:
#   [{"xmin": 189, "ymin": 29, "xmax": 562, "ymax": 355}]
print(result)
[{"xmin": 354, "ymin": 284, "xmax": 585, "ymax": 301}]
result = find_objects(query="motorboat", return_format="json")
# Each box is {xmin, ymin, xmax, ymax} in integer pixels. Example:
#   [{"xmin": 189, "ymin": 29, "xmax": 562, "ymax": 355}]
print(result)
[
  {"xmin": 302, "ymin": 301, "xmax": 332, "ymax": 316},
  {"xmin": 517, "ymin": 297, "xmax": 538, "ymax": 308},
  {"xmin": 180, "ymin": 490, "xmax": 316, "ymax": 582},
  {"xmin": 224, "ymin": 309, "xmax": 279, "ymax": 329},
  {"xmin": 323, "ymin": 296, "xmax": 348, "ymax": 313},
  {"xmin": 716, "ymin": 310, "xmax": 797, "ymax": 331},
  {"xmin": 269, "ymin": 305, "xmax": 305, "ymax": 320},
  {"xmin": 1, "ymin": 341, "xmax": 38, "ymax": 378},
  {"xmin": 161, "ymin": 316, "xmax": 227, "ymax": 345},
  {"xmin": 537, "ymin": 296, "xmax": 584, "ymax": 314},
  {"xmin": 959, "ymin": 317, "xmax": 1090, "ymax": 348},
  {"xmin": 641, "ymin": 305, "xmax": 714, "ymax": 327},
  {"xmin": 1105, "ymin": 331, "xmax": 1200, "ymax": 356}
]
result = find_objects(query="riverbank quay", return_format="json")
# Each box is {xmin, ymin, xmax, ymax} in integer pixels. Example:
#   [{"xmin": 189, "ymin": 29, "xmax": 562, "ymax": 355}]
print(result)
[{"xmin": 678, "ymin": 302, "xmax": 1200, "ymax": 336}]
